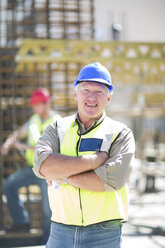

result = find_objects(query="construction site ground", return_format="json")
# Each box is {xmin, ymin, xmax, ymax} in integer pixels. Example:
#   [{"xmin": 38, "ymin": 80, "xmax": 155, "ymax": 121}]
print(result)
[{"xmin": 122, "ymin": 175, "xmax": 165, "ymax": 248}]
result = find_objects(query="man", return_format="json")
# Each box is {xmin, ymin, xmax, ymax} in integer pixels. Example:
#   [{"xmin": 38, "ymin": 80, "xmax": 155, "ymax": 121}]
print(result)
[
  {"xmin": 1, "ymin": 88, "xmax": 61, "ymax": 243},
  {"xmin": 33, "ymin": 62, "xmax": 135, "ymax": 248}
]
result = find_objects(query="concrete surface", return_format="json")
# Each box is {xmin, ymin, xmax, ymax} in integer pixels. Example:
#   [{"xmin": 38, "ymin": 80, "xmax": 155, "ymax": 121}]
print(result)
[{"xmin": 122, "ymin": 176, "xmax": 165, "ymax": 248}]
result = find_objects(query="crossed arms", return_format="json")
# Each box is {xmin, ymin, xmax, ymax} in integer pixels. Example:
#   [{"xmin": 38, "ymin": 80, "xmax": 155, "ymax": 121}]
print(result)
[
  {"xmin": 40, "ymin": 152, "xmax": 108, "ymax": 191},
  {"xmin": 34, "ymin": 121, "xmax": 135, "ymax": 192}
]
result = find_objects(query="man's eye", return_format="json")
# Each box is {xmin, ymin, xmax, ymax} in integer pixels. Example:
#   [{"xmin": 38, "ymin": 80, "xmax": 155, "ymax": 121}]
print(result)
[{"xmin": 97, "ymin": 91, "xmax": 103, "ymax": 94}]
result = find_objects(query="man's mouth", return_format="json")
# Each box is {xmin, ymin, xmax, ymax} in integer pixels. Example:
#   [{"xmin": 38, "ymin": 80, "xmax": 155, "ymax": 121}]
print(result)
[{"xmin": 85, "ymin": 103, "xmax": 97, "ymax": 107}]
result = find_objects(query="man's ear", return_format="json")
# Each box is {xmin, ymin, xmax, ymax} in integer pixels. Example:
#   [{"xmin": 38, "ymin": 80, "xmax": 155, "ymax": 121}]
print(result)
[
  {"xmin": 107, "ymin": 94, "xmax": 111, "ymax": 104},
  {"xmin": 74, "ymin": 90, "xmax": 77, "ymax": 102}
]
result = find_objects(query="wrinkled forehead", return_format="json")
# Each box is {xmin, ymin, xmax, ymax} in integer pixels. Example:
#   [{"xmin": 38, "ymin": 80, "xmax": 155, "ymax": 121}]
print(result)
[{"xmin": 77, "ymin": 81, "xmax": 109, "ymax": 91}]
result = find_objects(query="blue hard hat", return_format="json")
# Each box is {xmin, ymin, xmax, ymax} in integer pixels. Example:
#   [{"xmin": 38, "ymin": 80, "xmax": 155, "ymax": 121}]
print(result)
[{"xmin": 74, "ymin": 62, "xmax": 114, "ymax": 91}]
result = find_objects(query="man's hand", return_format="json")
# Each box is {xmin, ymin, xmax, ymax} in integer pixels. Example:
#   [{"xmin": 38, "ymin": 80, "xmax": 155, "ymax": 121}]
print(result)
[
  {"xmin": 1, "ymin": 126, "xmax": 28, "ymax": 156},
  {"xmin": 1, "ymin": 143, "xmax": 10, "ymax": 156},
  {"xmin": 88, "ymin": 151, "xmax": 108, "ymax": 170},
  {"xmin": 52, "ymin": 171, "xmax": 105, "ymax": 192},
  {"xmin": 14, "ymin": 141, "xmax": 34, "ymax": 151}
]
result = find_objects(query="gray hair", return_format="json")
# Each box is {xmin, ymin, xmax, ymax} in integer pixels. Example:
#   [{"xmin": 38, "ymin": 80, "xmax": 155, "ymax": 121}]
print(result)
[{"xmin": 74, "ymin": 83, "xmax": 113, "ymax": 96}]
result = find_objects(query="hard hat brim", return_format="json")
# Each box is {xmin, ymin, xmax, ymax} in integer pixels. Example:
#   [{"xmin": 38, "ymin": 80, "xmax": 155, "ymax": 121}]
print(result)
[{"xmin": 74, "ymin": 79, "xmax": 114, "ymax": 91}]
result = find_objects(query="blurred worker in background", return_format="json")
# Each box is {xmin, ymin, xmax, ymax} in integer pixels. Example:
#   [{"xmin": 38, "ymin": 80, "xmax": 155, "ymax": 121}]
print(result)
[
  {"xmin": 1, "ymin": 88, "xmax": 61, "ymax": 243},
  {"xmin": 33, "ymin": 62, "xmax": 135, "ymax": 248}
]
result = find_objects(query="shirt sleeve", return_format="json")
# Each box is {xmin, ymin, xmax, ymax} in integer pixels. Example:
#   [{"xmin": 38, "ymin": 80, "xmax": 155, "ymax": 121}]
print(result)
[
  {"xmin": 22, "ymin": 120, "xmax": 30, "ymax": 132},
  {"xmin": 33, "ymin": 120, "xmax": 60, "ymax": 178},
  {"xmin": 95, "ymin": 127, "xmax": 135, "ymax": 192}
]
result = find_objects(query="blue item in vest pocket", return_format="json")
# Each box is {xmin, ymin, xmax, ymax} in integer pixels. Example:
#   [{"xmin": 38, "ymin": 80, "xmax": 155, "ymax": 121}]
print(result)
[{"xmin": 79, "ymin": 138, "xmax": 103, "ymax": 152}]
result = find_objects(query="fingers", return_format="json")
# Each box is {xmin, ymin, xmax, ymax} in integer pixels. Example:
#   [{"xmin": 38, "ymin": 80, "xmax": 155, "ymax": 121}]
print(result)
[{"xmin": 1, "ymin": 145, "xmax": 9, "ymax": 155}]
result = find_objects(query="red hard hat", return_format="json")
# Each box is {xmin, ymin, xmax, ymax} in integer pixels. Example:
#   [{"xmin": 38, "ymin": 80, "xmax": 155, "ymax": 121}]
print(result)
[{"xmin": 29, "ymin": 88, "xmax": 51, "ymax": 105}]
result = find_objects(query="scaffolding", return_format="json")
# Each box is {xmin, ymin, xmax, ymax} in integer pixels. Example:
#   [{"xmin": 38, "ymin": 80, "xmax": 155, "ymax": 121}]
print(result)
[
  {"xmin": 0, "ymin": 0, "xmax": 94, "ymax": 44},
  {"xmin": 0, "ymin": 0, "xmax": 94, "ymax": 244}
]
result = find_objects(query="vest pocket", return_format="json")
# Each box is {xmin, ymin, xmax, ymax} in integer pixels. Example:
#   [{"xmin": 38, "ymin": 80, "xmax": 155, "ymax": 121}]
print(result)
[{"xmin": 100, "ymin": 220, "xmax": 122, "ymax": 230}]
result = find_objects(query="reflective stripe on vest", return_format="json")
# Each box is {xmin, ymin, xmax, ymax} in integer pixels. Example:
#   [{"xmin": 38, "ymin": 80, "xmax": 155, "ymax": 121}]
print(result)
[
  {"xmin": 25, "ymin": 114, "xmax": 59, "ymax": 166},
  {"xmin": 48, "ymin": 115, "xmax": 129, "ymax": 226}
]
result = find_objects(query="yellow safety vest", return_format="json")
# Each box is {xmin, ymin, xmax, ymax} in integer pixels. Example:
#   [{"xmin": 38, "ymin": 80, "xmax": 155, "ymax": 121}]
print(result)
[
  {"xmin": 25, "ymin": 113, "xmax": 60, "ymax": 166},
  {"xmin": 48, "ymin": 115, "xmax": 129, "ymax": 226}
]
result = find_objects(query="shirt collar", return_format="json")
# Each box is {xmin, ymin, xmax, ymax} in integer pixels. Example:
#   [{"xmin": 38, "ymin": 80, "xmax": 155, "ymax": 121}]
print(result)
[{"xmin": 73, "ymin": 111, "xmax": 106, "ymax": 133}]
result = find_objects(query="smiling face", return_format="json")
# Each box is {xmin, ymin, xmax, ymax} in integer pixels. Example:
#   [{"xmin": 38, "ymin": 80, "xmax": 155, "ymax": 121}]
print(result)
[{"xmin": 74, "ymin": 81, "xmax": 111, "ymax": 129}]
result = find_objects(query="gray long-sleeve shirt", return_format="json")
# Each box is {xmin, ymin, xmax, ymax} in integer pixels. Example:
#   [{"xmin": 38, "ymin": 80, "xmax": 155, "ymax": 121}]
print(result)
[{"xmin": 33, "ymin": 113, "xmax": 135, "ymax": 192}]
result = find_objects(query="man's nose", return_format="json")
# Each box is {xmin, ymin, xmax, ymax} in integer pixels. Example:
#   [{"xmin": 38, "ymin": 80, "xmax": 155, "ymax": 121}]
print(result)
[{"xmin": 88, "ymin": 92, "xmax": 97, "ymax": 100}]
